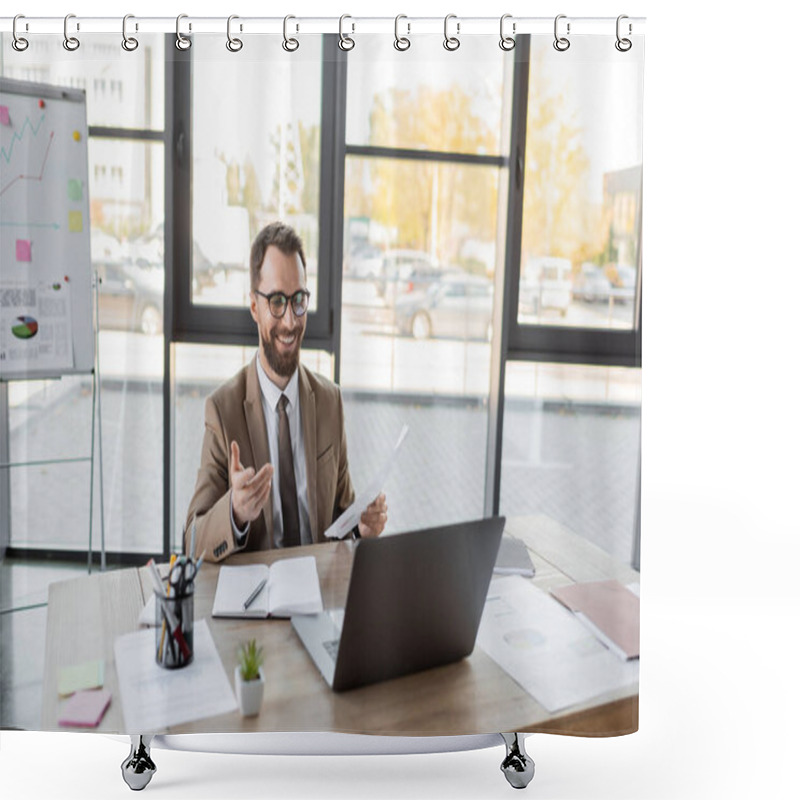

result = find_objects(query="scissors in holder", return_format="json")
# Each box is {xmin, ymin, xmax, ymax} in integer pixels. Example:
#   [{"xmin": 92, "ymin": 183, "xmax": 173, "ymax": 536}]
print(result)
[{"xmin": 168, "ymin": 557, "xmax": 197, "ymax": 596}]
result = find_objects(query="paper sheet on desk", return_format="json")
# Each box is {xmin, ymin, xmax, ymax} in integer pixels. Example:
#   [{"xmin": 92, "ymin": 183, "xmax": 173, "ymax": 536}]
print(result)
[
  {"xmin": 114, "ymin": 620, "xmax": 237, "ymax": 732},
  {"xmin": 324, "ymin": 424, "xmax": 409, "ymax": 539},
  {"xmin": 477, "ymin": 576, "xmax": 639, "ymax": 713}
]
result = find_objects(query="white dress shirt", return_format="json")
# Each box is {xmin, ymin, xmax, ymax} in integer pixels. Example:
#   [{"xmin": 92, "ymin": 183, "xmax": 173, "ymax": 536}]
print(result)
[{"xmin": 232, "ymin": 355, "xmax": 312, "ymax": 547}]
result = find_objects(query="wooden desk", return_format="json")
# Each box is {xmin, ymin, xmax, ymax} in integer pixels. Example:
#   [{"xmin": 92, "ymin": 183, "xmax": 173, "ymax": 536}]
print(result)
[{"xmin": 42, "ymin": 515, "xmax": 639, "ymax": 736}]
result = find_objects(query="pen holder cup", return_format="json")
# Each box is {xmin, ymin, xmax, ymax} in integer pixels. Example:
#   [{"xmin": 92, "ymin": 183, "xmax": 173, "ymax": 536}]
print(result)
[{"xmin": 155, "ymin": 585, "xmax": 194, "ymax": 670}]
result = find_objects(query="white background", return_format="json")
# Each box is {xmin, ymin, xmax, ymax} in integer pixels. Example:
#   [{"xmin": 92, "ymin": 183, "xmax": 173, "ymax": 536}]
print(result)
[{"xmin": 2, "ymin": 1, "xmax": 799, "ymax": 798}]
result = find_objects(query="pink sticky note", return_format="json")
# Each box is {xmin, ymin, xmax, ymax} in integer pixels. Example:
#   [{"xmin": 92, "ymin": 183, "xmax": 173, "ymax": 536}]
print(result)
[
  {"xmin": 58, "ymin": 689, "xmax": 112, "ymax": 728},
  {"xmin": 0, "ymin": 106, "xmax": 9, "ymax": 126},
  {"xmin": 16, "ymin": 239, "xmax": 32, "ymax": 262}
]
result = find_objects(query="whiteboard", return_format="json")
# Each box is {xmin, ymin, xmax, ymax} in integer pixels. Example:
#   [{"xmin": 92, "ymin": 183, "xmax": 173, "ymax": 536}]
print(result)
[{"xmin": 0, "ymin": 78, "xmax": 94, "ymax": 381}]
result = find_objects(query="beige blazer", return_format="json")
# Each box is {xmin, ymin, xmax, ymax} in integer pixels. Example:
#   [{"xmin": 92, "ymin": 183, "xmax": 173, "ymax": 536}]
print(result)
[{"xmin": 184, "ymin": 357, "xmax": 355, "ymax": 562}]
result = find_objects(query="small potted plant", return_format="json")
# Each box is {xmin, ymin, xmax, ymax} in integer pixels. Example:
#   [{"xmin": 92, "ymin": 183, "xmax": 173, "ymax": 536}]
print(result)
[{"xmin": 234, "ymin": 638, "xmax": 264, "ymax": 717}]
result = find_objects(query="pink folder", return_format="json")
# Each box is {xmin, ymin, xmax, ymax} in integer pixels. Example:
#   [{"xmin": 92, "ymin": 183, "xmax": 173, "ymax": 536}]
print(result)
[
  {"xmin": 550, "ymin": 579, "xmax": 639, "ymax": 659},
  {"xmin": 58, "ymin": 689, "xmax": 112, "ymax": 728}
]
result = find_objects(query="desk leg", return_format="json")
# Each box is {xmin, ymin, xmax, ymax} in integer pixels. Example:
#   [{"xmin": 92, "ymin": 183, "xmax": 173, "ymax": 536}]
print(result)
[
  {"xmin": 121, "ymin": 735, "xmax": 157, "ymax": 791},
  {"xmin": 500, "ymin": 733, "xmax": 535, "ymax": 789}
]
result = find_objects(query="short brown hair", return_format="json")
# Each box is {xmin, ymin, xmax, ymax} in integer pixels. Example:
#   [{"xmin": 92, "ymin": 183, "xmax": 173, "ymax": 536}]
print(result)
[{"xmin": 249, "ymin": 222, "xmax": 307, "ymax": 291}]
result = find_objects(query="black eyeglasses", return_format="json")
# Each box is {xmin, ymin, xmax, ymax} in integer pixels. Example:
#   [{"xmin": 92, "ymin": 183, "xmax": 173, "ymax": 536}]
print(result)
[{"xmin": 253, "ymin": 288, "xmax": 311, "ymax": 319}]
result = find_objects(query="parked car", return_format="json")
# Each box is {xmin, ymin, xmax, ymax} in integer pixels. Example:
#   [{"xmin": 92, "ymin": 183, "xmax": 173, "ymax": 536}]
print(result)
[
  {"xmin": 395, "ymin": 273, "xmax": 494, "ymax": 341},
  {"xmin": 606, "ymin": 263, "xmax": 637, "ymax": 305},
  {"xmin": 347, "ymin": 243, "xmax": 384, "ymax": 279},
  {"xmin": 130, "ymin": 226, "xmax": 222, "ymax": 293},
  {"xmin": 573, "ymin": 262, "xmax": 611, "ymax": 303},
  {"xmin": 519, "ymin": 256, "xmax": 573, "ymax": 317},
  {"xmin": 96, "ymin": 258, "xmax": 164, "ymax": 335},
  {"xmin": 376, "ymin": 249, "xmax": 447, "ymax": 305}
]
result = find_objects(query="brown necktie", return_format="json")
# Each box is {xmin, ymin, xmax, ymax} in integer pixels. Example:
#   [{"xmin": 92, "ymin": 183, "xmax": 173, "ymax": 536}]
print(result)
[{"xmin": 277, "ymin": 394, "xmax": 301, "ymax": 548}]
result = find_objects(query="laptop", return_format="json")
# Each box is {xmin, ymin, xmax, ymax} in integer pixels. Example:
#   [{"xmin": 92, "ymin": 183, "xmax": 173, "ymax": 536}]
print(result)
[{"xmin": 291, "ymin": 516, "xmax": 505, "ymax": 692}]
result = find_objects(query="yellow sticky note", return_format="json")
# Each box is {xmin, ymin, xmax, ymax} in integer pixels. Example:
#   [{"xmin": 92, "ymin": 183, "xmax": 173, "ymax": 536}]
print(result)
[
  {"xmin": 68, "ymin": 210, "xmax": 83, "ymax": 232},
  {"xmin": 57, "ymin": 660, "xmax": 105, "ymax": 697},
  {"xmin": 73, "ymin": 130, "xmax": 81, "ymax": 141}
]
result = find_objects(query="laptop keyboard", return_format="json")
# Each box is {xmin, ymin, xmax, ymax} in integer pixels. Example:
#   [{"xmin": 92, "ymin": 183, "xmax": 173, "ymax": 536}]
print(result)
[{"xmin": 323, "ymin": 639, "xmax": 340, "ymax": 662}]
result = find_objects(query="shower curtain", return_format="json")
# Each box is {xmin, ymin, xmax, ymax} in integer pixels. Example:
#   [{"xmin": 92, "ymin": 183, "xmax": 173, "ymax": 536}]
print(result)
[{"xmin": 1, "ymin": 14, "xmax": 643, "ymax": 746}]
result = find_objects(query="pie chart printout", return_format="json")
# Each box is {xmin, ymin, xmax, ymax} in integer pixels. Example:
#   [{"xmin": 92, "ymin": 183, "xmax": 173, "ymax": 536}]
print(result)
[{"xmin": 11, "ymin": 315, "xmax": 39, "ymax": 339}]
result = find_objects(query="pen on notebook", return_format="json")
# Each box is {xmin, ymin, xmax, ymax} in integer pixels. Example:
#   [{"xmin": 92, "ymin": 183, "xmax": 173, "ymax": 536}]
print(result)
[{"xmin": 243, "ymin": 578, "xmax": 267, "ymax": 610}]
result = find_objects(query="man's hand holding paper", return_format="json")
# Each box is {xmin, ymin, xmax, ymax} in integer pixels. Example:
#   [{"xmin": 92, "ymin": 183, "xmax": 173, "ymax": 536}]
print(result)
[
  {"xmin": 325, "ymin": 424, "xmax": 408, "ymax": 540},
  {"xmin": 358, "ymin": 492, "xmax": 388, "ymax": 538}
]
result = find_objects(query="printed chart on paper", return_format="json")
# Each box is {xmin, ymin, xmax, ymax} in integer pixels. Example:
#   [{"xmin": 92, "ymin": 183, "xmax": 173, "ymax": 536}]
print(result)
[{"xmin": 1, "ymin": 79, "xmax": 92, "ymax": 378}]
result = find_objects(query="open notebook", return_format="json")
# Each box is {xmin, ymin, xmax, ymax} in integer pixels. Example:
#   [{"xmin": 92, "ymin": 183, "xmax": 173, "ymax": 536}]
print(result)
[{"xmin": 212, "ymin": 557, "xmax": 323, "ymax": 619}]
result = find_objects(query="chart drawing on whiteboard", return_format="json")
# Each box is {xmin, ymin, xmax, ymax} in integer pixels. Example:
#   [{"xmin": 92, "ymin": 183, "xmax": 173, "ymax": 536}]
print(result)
[{"xmin": 0, "ymin": 78, "xmax": 93, "ymax": 379}]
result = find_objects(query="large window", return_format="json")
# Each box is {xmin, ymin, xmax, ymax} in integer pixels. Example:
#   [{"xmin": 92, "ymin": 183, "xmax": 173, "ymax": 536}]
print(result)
[
  {"xmin": 338, "ymin": 36, "xmax": 511, "ymax": 531},
  {"xmin": 189, "ymin": 36, "xmax": 323, "ymax": 311},
  {"xmin": 517, "ymin": 41, "xmax": 642, "ymax": 331},
  {"xmin": 506, "ymin": 36, "xmax": 643, "ymax": 368},
  {"xmin": 500, "ymin": 362, "xmax": 641, "ymax": 562}
]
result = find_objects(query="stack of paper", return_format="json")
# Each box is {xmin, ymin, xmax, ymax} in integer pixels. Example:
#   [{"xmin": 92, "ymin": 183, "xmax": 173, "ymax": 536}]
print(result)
[
  {"xmin": 114, "ymin": 619, "xmax": 237, "ymax": 732},
  {"xmin": 477, "ymin": 576, "xmax": 638, "ymax": 712}
]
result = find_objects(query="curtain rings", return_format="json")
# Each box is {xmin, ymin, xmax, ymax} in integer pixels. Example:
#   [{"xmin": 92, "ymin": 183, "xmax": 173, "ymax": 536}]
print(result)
[
  {"xmin": 443, "ymin": 14, "xmax": 460, "ymax": 51},
  {"xmin": 12, "ymin": 14, "xmax": 29, "ymax": 52},
  {"xmin": 175, "ymin": 14, "xmax": 191, "ymax": 50},
  {"xmin": 63, "ymin": 13, "xmax": 80, "ymax": 51},
  {"xmin": 615, "ymin": 15, "xmax": 632, "ymax": 52},
  {"xmin": 122, "ymin": 14, "xmax": 139, "ymax": 52},
  {"xmin": 226, "ymin": 15, "xmax": 243, "ymax": 52},
  {"xmin": 499, "ymin": 14, "xmax": 515, "ymax": 51},
  {"xmin": 553, "ymin": 14, "xmax": 570, "ymax": 52},
  {"xmin": 338, "ymin": 14, "xmax": 355, "ymax": 51},
  {"xmin": 394, "ymin": 14, "xmax": 411, "ymax": 51},
  {"xmin": 282, "ymin": 15, "xmax": 299, "ymax": 52}
]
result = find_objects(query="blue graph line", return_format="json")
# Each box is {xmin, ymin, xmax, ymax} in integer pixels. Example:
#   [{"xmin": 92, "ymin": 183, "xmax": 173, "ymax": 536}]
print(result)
[
  {"xmin": 0, "ymin": 221, "xmax": 60, "ymax": 230},
  {"xmin": 0, "ymin": 112, "xmax": 47, "ymax": 165}
]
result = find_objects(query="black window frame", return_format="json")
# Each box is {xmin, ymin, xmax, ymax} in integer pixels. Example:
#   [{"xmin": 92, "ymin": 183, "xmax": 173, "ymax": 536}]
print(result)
[{"xmin": 169, "ymin": 37, "xmax": 343, "ymax": 354}]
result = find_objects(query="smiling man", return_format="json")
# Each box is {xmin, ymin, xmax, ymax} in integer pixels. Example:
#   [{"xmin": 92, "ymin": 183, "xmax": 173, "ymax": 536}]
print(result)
[{"xmin": 185, "ymin": 221, "xmax": 388, "ymax": 562}]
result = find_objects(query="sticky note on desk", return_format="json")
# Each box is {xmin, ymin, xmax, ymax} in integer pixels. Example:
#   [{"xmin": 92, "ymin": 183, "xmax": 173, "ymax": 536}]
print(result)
[
  {"xmin": 58, "ymin": 689, "xmax": 112, "ymax": 728},
  {"xmin": 57, "ymin": 659, "xmax": 104, "ymax": 696},
  {"xmin": 0, "ymin": 106, "xmax": 9, "ymax": 126}
]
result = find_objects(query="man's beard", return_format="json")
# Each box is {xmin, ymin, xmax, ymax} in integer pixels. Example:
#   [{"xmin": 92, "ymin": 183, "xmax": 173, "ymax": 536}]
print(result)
[{"xmin": 261, "ymin": 325, "xmax": 303, "ymax": 378}]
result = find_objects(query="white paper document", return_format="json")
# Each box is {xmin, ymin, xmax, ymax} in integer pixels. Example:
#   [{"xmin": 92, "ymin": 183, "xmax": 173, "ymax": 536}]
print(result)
[
  {"xmin": 477, "ymin": 576, "xmax": 639, "ymax": 713},
  {"xmin": 114, "ymin": 619, "xmax": 237, "ymax": 732},
  {"xmin": 324, "ymin": 424, "xmax": 409, "ymax": 539},
  {"xmin": 0, "ymin": 281, "xmax": 73, "ymax": 375}
]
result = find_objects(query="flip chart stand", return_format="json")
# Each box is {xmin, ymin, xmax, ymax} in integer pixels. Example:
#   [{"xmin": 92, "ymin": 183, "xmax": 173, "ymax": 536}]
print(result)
[{"xmin": 0, "ymin": 271, "xmax": 106, "ymax": 574}]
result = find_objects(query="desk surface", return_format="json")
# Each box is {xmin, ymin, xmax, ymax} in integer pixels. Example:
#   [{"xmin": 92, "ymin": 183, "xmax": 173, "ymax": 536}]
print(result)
[{"xmin": 42, "ymin": 515, "xmax": 639, "ymax": 736}]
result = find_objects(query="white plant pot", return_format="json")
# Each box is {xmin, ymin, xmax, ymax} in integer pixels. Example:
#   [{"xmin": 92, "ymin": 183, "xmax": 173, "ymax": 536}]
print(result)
[{"xmin": 234, "ymin": 666, "xmax": 264, "ymax": 717}]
